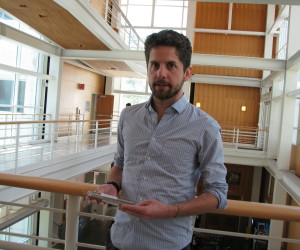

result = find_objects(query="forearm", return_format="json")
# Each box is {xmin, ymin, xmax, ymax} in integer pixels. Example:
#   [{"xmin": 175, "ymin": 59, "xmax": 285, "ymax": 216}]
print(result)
[
  {"xmin": 173, "ymin": 192, "xmax": 218, "ymax": 217},
  {"xmin": 119, "ymin": 192, "xmax": 219, "ymax": 219},
  {"xmin": 107, "ymin": 166, "xmax": 123, "ymax": 187}
]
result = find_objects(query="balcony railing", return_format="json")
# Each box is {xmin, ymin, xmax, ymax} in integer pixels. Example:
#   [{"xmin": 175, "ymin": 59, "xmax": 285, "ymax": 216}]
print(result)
[
  {"xmin": 221, "ymin": 125, "xmax": 268, "ymax": 151},
  {"xmin": 88, "ymin": 0, "xmax": 144, "ymax": 50},
  {"xmin": 0, "ymin": 173, "xmax": 299, "ymax": 249},
  {"xmin": 0, "ymin": 118, "xmax": 118, "ymax": 173},
  {"xmin": 0, "ymin": 118, "xmax": 268, "ymax": 173}
]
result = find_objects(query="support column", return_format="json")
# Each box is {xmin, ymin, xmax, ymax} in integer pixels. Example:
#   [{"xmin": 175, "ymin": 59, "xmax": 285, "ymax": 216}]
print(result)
[
  {"xmin": 267, "ymin": 79, "xmax": 282, "ymax": 159},
  {"xmin": 268, "ymin": 182, "xmax": 287, "ymax": 250},
  {"xmin": 65, "ymin": 195, "xmax": 80, "ymax": 250},
  {"xmin": 38, "ymin": 192, "xmax": 53, "ymax": 247},
  {"xmin": 46, "ymin": 55, "xmax": 63, "ymax": 120}
]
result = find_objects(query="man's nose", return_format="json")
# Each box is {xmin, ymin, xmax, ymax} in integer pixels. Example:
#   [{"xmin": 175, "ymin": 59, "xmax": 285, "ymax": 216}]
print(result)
[{"xmin": 156, "ymin": 65, "xmax": 167, "ymax": 78}]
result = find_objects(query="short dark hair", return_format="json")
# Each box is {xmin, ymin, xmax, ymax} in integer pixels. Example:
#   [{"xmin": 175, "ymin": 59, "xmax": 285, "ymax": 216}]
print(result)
[{"xmin": 144, "ymin": 30, "xmax": 192, "ymax": 71}]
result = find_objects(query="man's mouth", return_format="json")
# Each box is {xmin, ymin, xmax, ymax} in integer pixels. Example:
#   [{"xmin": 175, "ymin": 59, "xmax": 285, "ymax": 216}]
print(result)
[{"xmin": 153, "ymin": 81, "xmax": 171, "ymax": 88}]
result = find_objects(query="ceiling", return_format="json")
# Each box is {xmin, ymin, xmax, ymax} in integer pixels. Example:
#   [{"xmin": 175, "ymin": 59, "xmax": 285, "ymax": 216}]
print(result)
[{"xmin": 0, "ymin": 0, "xmax": 145, "ymax": 78}]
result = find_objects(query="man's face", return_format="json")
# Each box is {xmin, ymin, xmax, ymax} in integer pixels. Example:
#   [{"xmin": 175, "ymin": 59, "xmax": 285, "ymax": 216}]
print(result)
[{"xmin": 147, "ymin": 46, "xmax": 192, "ymax": 101}]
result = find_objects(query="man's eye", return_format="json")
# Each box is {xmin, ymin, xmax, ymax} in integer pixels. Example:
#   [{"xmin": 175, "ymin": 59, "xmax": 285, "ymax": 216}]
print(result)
[
  {"xmin": 151, "ymin": 63, "xmax": 159, "ymax": 69},
  {"xmin": 167, "ymin": 63, "xmax": 175, "ymax": 69}
]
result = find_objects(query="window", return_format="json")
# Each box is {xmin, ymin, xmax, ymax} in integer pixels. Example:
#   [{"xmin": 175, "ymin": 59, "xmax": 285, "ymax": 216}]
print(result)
[
  {"xmin": 121, "ymin": 0, "xmax": 188, "ymax": 40},
  {"xmin": 113, "ymin": 77, "xmax": 151, "ymax": 116},
  {"xmin": 0, "ymin": 8, "xmax": 53, "ymax": 42},
  {"xmin": 0, "ymin": 78, "xmax": 14, "ymax": 112}
]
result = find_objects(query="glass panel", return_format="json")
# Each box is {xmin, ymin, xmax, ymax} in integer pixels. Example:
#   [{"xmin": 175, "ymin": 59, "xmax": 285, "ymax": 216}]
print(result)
[
  {"xmin": 121, "ymin": 6, "xmax": 127, "ymax": 16},
  {"xmin": 0, "ymin": 9, "xmax": 51, "ymax": 43},
  {"xmin": 19, "ymin": 22, "xmax": 41, "ymax": 39},
  {"xmin": 0, "ymin": 70, "xmax": 15, "ymax": 112},
  {"xmin": 129, "ymin": 0, "xmax": 152, "ymax": 5},
  {"xmin": 134, "ymin": 28, "xmax": 162, "ymax": 41},
  {"xmin": 297, "ymin": 71, "xmax": 300, "ymax": 89},
  {"xmin": 0, "ymin": 39, "xmax": 18, "ymax": 67},
  {"xmin": 19, "ymin": 46, "xmax": 40, "ymax": 72},
  {"xmin": 183, "ymin": 7, "xmax": 188, "ymax": 27},
  {"xmin": 156, "ymin": 0, "xmax": 184, "ymax": 6},
  {"xmin": 113, "ymin": 78, "xmax": 121, "ymax": 90},
  {"xmin": 22, "ymin": 76, "xmax": 38, "ymax": 113},
  {"xmin": 17, "ymin": 80, "xmax": 26, "ymax": 113},
  {"xmin": 120, "ymin": 93, "xmax": 150, "ymax": 107},
  {"xmin": 154, "ymin": 6, "xmax": 183, "ymax": 27},
  {"xmin": 0, "ymin": 9, "xmax": 19, "ymax": 29},
  {"xmin": 127, "ymin": 6, "xmax": 152, "ymax": 26},
  {"xmin": 120, "ymin": 78, "xmax": 147, "ymax": 92}
]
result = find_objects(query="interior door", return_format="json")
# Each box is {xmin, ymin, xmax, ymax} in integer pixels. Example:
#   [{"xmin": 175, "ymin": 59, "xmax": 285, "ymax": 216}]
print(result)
[{"xmin": 96, "ymin": 94, "xmax": 114, "ymax": 128}]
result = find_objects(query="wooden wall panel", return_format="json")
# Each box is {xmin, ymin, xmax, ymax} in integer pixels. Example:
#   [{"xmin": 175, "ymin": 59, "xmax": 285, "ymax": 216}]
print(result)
[
  {"xmin": 226, "ymin": 164, "xmax": 254, "ymax": 201},
  {"xmin": 195, "ymin": 2, "xmax": 229, "ymax": 29},
  {"xmin": 231, "ymin": 4, "xmax": 267, "ymax": 32},
  {"xmin": 193, "ymin": 3, "xmax": 267, "ymax": 79},
  {"xmin": 192, "ymin": 66, "xmax": 262, "ymax": 78},
  {"xmin": 193, "ymin": 33, "xmax": 265, "ymax": 57},
  {"xmin": 59, "ymin": 63, "xmax": 105, "ymax": 120},
  {"xmin": 290, "ymin": 144, "xmax": 300, "ymax": 178},
  {"xmin": 194, "ymin": 83, "xmax": 260, "ymax": 127},
  {"xmin": 260, "ymin": 168, "xmax": 274, "ymax": 203},
  {"xmin": 193, "ymin": 33, "xmax": 264, "ymax": 78}
]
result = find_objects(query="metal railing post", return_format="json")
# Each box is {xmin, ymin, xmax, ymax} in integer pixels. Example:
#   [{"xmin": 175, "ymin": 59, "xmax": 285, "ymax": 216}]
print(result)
[
  {"xmin": 4, "ymin": 115, "xmax": 7, "ymax": 147},
  {"xmin": 50, "ymin": 123, "xmax": 55, "ymax": 160},
  {"xmin": 235, "ymin": 129, "xmax": 239, "ymax": 150},
  {"xmin": 233, "ymin": 127, "xmax": 236, "ymax": 144},
  {"xmin": 104, "ymin": 0, "xmax": 109, "ymax": 22},
  {"xmin": 14, "ymin": 124, "xmax": 20, "ymax": 174},
  {"xmin": 76, "ymin": 120, "xmax": 80, "ymax": 152},
  {"xmin": 65, "ymin": 195, "xmax": 81, "ymax": 250},
  {"xmin": 109, "ymin": 120, "xmax": 113, "ymax": 145},
  {"xmin": 95, "ymin": 121, "xmax": 99, "ymax": 149}
]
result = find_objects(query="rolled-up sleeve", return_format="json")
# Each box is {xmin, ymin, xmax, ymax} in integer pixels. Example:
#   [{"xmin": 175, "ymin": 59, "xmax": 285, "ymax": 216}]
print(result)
[
  {"xmin": 198, "ymin": 126, "xmax": 228, "ymax": 209},
  {"xmin": 114, "ymin": 110, "xmax": 125, "ymax": 169}
]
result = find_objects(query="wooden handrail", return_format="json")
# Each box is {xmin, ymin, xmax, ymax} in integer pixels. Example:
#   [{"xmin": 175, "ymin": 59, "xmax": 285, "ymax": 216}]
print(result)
[
  {"xmin": 1, "ymin": 173, "xmax": 300, "ymax": 222},
  {"xmin": 0, "ymin": 119, "xmax": 117, "ymax": 125},
  {"xmin": 0, "ymin": 113, "xmax": 50, "ymax": 116},
  {"xmin": 0, "ymin": 173, "xmax": 97, "ymax": 197}
]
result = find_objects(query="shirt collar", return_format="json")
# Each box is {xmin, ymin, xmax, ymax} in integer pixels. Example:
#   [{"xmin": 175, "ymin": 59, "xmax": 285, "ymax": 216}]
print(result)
[{"xmin": 145, "ymin": 94, "xmax": 189, "ymax": 114}]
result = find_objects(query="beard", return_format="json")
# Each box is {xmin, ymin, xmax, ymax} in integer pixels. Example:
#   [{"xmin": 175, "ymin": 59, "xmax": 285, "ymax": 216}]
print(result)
[{"xmin": 150, "ymin": 79, "xmax": 184, "ymax": 100}]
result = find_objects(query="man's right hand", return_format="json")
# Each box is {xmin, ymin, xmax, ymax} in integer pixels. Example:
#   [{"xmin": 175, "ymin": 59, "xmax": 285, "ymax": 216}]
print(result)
[{"xmin": 87, "ymin": 183, "xmax": 118, "ymax": 205}]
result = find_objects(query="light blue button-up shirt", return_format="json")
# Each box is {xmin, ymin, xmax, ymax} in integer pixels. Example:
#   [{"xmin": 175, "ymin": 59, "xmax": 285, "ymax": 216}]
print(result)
[{"xmin": 112, "ymin": 95, "xmax": 228, "ymax": 250}]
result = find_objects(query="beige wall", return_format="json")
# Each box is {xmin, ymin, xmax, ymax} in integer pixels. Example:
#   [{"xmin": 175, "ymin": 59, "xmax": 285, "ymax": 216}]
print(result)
[{"xmin": 59, "ymin": 63, "xmax": 105, "ymax": 120}]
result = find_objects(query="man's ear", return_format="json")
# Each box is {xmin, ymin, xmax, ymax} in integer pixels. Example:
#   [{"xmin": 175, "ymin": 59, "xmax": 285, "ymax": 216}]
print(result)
[{"xmin": 184, "ymin": 66, "xmax": 192, "ymax": 81}]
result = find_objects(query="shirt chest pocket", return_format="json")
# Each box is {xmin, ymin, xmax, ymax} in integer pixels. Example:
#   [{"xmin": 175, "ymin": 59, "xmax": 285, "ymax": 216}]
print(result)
[{"xmin": 161, "ymin": 140, "xmax": 197, "ymax": 173}]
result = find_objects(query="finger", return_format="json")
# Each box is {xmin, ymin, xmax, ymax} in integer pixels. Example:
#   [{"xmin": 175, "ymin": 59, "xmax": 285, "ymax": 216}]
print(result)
[{"xmin": 119, "ymin": 209, "xmax": 151, "ymax": 219}]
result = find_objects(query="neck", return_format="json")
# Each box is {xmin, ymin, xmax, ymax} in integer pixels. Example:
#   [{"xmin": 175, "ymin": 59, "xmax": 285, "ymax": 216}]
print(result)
[{"xmin": 151, "ymin": 93, "xmax": 183, "ymax": 122}]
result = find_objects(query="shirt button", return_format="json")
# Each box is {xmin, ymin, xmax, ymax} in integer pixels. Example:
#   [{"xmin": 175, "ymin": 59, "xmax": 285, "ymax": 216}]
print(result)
[
  {"xmin": 147, "ymin": 157, "xmax": 151, "ymax": 160},
  {"xmin": 143, "ymin": 176, "xmax": 147, "ymax": 180},
  {"xmin": 152, "ymin": 138, "xmax": 155, "ymax": 141}
]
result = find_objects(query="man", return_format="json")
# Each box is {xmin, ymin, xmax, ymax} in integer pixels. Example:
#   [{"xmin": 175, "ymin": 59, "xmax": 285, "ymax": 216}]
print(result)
[{"xmin": 97, "ymin": 30, "xmax": 228, "ymax": 250}]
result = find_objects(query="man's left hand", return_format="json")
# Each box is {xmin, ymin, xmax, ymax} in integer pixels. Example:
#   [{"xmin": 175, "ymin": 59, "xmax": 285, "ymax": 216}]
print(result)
[{"xmin": 118, "ymin": 199, "xmax": 178, "ymax": 219}]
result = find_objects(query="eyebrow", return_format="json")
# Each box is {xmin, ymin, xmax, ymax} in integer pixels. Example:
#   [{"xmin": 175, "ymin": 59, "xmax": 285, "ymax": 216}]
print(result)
[{"xmin": 149, "ymin": 60, "xmax": 177, "ymax": 64}]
